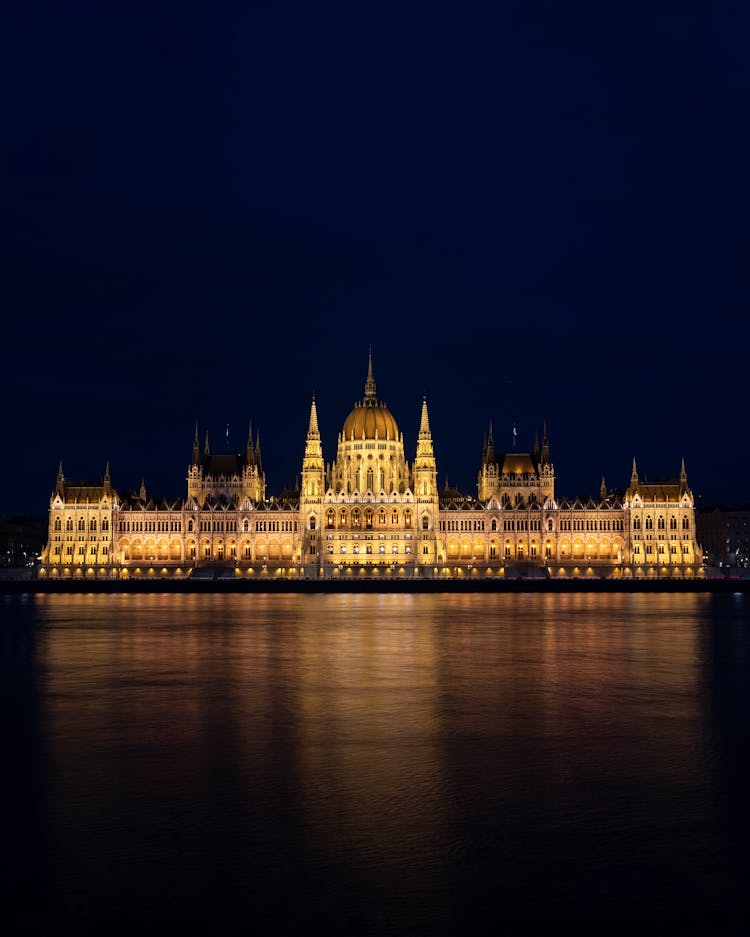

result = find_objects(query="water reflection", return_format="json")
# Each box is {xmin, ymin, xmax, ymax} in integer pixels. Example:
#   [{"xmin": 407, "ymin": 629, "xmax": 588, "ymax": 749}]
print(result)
[{"xmin": 3, "ymin": 592, "xmax": 746, "ymax": 933}]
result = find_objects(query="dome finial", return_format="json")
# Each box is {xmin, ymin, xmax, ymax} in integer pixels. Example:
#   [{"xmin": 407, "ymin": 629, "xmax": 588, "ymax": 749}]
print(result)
[{"xmin": 365, "ymin": 346, "xmax": 376, "ymax": 399}]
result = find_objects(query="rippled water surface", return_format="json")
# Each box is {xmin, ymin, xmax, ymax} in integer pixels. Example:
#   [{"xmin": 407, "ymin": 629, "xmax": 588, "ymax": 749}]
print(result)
[{"xmin": 2, "ymin": 592, "xmax": 749, "ymax": 934}]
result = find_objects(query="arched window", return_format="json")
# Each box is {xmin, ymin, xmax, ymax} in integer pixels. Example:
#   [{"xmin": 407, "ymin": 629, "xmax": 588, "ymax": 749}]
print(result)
[
  {"xmin": 404, "ymin": 510, "xmax": 412, "ymax": 528},
  {"xmin": 326, "ymin": 509, "xmax": 335, "ymax": 529},
  {"xmin": 491, "ymin": 518, "xmax": 497, "ymax": 532},
  {"xmin": 339, "ymin": 509, "xmax": 348, "ymax": 527},
  {"xmin": 547, "ymin": 518, "xmax": 553, "ymax": 532},
  {"xmin": 309, "ymin": 516, "xmax": 316, "ymax": 530},
  {"xmin": 54, "ymin": 517, "xmax": 61, "ymax": 531},
  {"xmin": 78, "ymin": 517, "xmax": 85, "ymax": 531},
  {"xmin": 365, "ymin": 508, "xmax": 373, "ymax": 528},
  {"xmin": 391, "ymin": 509, "xmax": 399, "ymax": 525},
  {"xmin": 658, "ymin": 516, "xmax": 665, "ymax": 530},
  {"xmin": 682, "ymin": 516, "xmax": 690, "ymax": 530},
  {"xmin": 90, "ymin": 518, "xmax": 97, "ymax": 532},
  {"xmin": 633, "ymin": 517, "xmax": 641, "ymax": 530},
  {"xmin": 669, "ymin": 516, "xmax": 677, "ymax": 530},
  {"xmin": 645, "ymin": 516, "xmax": 653, "ymax": 530},
  {"xmin": 188, "ymin": 519, "xmax": 194, "ymax": 533},
  {"xmin": 102, "ymin": 518, "xmax": 109, "ymax": 531},
  {"xmin": 379, "ymin": 509, "xmax": 386, "ymax": 525},
  {"xmin": 366, "ymin": 468, "xmax": 374, "ymax": 491},
  {"xmin": 66, "ymin": 518, "xmax": 73, "ymax": 531},
  {"xmin": 422, "ymin": 515, "xmax": 429, "ymax": 530},
  {"xmin": 352, "ymin": 509, "xmax": 360, "ymax": 528}
]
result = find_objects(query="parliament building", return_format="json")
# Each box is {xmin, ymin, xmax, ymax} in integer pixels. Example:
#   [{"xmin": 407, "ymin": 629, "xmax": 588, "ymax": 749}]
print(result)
[{"xmin": 39, "ymin": 355, "xmax": 702, "ymax": 580}]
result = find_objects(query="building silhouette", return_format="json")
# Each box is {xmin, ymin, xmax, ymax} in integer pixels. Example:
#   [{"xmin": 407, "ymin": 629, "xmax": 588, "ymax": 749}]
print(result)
[{"xmin": 40, "ymin": 354, "xmax": 701, "ymax": 580}]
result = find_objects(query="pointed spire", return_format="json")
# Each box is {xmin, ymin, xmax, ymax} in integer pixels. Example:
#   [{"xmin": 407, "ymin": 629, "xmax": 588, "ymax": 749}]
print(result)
[
  {"xmin": 246, "ymin": 420, "xmax": 255, "ymax": 462},
  {"xmin": 600, "ymin": 475, "xmax": 607, "ymax": 500},
  {"xmin": 255, "ymin": 432, "xmax": 262, "ymax": 470},
  {"xmin": 56, "ymin": 461, "xmax": 64, "ymax": 493},
  {"xmin": 139, "ymin": 478, "xmax": 147, "ymax": 501},
  {"xmin": 541, "ymin": 420, "xmax": 550, "ymax": 464},
  {"xmin": 486, "ymin": 420, "xmax": 495, "ymax": 463},
  {"xmin": 308, "ymin": 395, "xmax": 320, "ymax": 438},
  {"xmin": 680, "ymin": 457, "xmax": 688, "ymax": 491},
  {"xmin": 364, "ymin": 347, "xmax": 376, "ymax": 399},
  {"xmin": 104, "ymin": 461, "xmax": 111, "ymax": 491},
  {"xmin": 192, "ymin": 421, "xmax": 200, "ymax": 464},
  {"xmin": 204, "ymin": 430, "xmax": 210, "ymax": 457},
  {"xmin": 533, "ymin": 430, "xmax": 540, "ymax": 458},
  {"xmin": 631, "ymin": 457, "xmax": 639, "ymax": 487},
  {"xmin": 419, "ymin": 396, "xmax": 431, "ymax": 437}
]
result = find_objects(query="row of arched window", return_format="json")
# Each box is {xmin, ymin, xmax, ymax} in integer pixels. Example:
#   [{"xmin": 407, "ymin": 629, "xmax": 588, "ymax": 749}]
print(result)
[
  {"xmin": 633, "ymin": 516, "xmax": 690, "ymax": 531},
  {"xmin": 54, "ymin": 516, "xmax": 109, "ymax": 532},
  {"xmin": 323, "ymin": 507, "xmax": 426, "ymax": 530}
]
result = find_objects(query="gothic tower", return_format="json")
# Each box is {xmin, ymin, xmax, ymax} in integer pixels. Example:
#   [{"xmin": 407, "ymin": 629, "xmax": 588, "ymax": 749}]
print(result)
[
  {"xmin": 300, "ymin": 397, "xmax": 325, "ymax": 574},
  {"xmin": 413, "ymin": 396, "xmax": 440, "ymax": 565}
]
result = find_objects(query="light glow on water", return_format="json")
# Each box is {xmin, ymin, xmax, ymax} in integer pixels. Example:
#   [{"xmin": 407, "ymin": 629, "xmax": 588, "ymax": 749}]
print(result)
[{"xmin": 3, "ymin": 593, "xmax": 748, "ymax": 933}]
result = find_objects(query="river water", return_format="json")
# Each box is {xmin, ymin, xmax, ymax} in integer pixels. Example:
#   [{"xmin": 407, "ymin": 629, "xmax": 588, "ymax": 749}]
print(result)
[{"xmin": 2, "ymin": 592, "xmax": 748, "ymax": 934}]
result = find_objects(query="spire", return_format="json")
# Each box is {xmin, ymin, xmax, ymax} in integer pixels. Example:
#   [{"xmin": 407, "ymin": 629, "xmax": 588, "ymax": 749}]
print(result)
[
  {"xmin": 204, "ymin": 430, "xmax": 211, "ymax": 457},
  {"xmin": 139, "ymin": 478, "xmax": 147, "ymax": 501},
  {"xmin": 255, "ymin": 432, "xmax": 262, "ymax": 471},
  {"xmin": 600, "ymin": 475, "xmax": 607, "ymax": 500},
  {"xmin": 419, "ymin": 396, "xmax": 431, "ymax": 438},
  {"xmin": 104, "ymin": 461, "xmax": 111, "ymax": 491},
  {"xmin": 246, "ymin": 420, "xmax": 255, "ymax": 462},
  {"xmin": 680, "ymin": 457, "xmax": 688, "ymax": 491},
  {"xmin": 308, "ymin": 395, "xmax": 320, "ymax": 438},
  {"xmin": 486, "ymin": 420, "xmax": 495, "ymax": 463},
  {"xmin": 631, "ymin": 457, "xmax": 639, "ymax": 488},
  {"xmin": 533, "ymin": 430, "xmax": 540, "ymax": 460},
  {"xmin": 56, "ymin": 461, "xmax": 64, "ymax": 494},
  {"xmin": 192, "ymin": 421, "xmax": 200, "ymax": 464},
  {"xmin": 538, "ymin": 421, "xmax": 549, "ymax": 465},
  {"xmin": 364, "ymin": 347, "xmax": 376, "ymax": 399}
]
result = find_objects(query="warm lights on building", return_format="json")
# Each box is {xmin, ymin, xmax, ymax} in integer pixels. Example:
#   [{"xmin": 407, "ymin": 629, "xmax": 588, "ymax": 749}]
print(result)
[{"xmin": 39, "ymin": 354, "xmax": 702, "ymax": 580}]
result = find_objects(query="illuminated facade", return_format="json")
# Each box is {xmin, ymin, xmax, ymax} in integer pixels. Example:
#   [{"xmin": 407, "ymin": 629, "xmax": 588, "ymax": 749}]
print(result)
[{"xmin": 40, "ymin": 355, "xmax": 702, "ymax": 580}]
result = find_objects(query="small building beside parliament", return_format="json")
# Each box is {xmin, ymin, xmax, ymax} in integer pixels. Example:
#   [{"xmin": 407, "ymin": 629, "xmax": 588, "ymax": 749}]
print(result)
[{"xmin": 39, "ymin": 355, "xmax": 702, "ymax": 580}]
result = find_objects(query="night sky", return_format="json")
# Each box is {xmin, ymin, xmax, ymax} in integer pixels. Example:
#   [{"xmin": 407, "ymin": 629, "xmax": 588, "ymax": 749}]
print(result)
[{"xmin": 4, "ymin": 3, "xmax": 749, "ymax": 515}]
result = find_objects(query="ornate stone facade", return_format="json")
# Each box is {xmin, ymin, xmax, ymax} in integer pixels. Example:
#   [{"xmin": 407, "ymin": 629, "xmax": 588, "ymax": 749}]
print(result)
[{"xmin": 40, "ymin": 355, "xmax": 702, "ymax": 580}]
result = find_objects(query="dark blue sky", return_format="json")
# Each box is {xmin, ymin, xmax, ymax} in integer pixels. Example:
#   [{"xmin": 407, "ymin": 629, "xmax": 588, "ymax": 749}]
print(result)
[{"xmin": 4, "ymin": 3, "xmax": 749, "ymax": 513}]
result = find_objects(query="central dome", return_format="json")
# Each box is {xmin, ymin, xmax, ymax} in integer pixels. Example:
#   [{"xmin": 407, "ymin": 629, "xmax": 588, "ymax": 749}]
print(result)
[
  {"xmin": 341, "ymin": 351, "xmax": 400, "ymax": 441},
  {"xmin": 342, "ymin": 399, "xmax": 399, "ymax": 440}
]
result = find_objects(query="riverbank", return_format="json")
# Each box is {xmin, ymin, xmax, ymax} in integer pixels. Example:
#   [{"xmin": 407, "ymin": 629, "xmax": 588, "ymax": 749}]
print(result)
[{"xmin": 1, "ymin": 576, "xmax": 748, "ymax": 594}]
